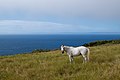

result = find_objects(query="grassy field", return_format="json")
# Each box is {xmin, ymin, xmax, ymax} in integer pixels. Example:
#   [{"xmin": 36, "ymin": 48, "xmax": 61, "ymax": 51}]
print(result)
[{"xmin": 0, "ymin": 44, "xmax": 120, "ymax": 80}]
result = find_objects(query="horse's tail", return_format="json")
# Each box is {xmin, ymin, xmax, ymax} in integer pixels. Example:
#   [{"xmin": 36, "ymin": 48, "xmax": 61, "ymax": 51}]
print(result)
[{"xmin": 87, "ymin": 48, "xmax": 90, "ymax": 61}]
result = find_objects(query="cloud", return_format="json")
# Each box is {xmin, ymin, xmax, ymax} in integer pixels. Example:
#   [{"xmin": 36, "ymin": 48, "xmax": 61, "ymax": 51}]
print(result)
[
  {"xmin": 0, "ymin": 20, "xmax": 80, "ymax": 34},
  {"xmin": 0, "ymin": 1, "xmax": 119, "ymax": 34},
  {"xmin": 0, "ymin": 20, "xmax": 119, "ymax": 34},
  {"xmin": 0, "ymin": 0, "xmax": 120, "ymax": 19}
]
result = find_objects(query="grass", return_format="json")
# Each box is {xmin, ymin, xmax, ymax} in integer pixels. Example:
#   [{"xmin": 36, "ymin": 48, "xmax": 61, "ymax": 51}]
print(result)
[{"xmin": 0, "ymin": 44, "xmax": 120, "ymax": 80}]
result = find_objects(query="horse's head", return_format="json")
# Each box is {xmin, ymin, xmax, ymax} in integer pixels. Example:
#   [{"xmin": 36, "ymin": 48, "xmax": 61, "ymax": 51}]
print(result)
[{"xmin": 61, "ymin": 45, "xmax": 65, "ymax": 54}]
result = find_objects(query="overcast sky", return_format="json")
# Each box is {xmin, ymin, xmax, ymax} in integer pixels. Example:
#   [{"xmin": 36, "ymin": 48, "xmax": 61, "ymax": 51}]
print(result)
[{"xmin": 0, "ymin": 0, "xmax": 120, "ymax": 34}]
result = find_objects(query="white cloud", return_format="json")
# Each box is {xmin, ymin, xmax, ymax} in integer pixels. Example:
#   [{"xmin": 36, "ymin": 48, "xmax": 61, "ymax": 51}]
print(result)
[
  {"xmin": 0, "ymin": 20, "xmax": 80, "ymax": 34},
  {"xmin": 0, "ymin": 20, "xmax": 119, "ymax": 34},
  {"xmin": 0, "ymin": 0, "xmax": 120, "ymax": 19},
  {"xmin": 0, "ymin": 1, "xmax": 119, "ymax": 34}
]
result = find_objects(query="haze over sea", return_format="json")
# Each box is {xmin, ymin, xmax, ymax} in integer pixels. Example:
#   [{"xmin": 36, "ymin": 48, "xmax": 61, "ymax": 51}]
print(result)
[{"xmin": 0, "ymin": 34, "xmax": 120, "ymax": 56}]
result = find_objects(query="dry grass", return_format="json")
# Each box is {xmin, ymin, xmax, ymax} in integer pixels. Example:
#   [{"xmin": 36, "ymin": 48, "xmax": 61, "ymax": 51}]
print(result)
[{"xmin": 0, "ymin": 44, "xmax": 120, "ymax": 80}]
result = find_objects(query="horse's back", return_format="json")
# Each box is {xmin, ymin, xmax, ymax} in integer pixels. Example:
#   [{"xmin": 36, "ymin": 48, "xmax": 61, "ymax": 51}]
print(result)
[
  {"xmin": 78, "ymin": 46, "xmax": 87, "ymax": 49},
  {"xmin": 78, "ymin": 46, "xmax": 89, "ymax": 54}
]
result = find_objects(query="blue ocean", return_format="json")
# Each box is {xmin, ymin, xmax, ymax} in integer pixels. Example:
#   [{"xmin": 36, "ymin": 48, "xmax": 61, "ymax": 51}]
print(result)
[{"xmin": 0, "ymin": 34, "xmax": 120, "ymax": 56}]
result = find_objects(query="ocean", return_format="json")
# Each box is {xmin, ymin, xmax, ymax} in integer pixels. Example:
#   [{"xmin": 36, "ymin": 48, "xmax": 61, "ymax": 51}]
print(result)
[{"xmin": 0, "ymin": 34, "xmax": 120, "ymax": 56}]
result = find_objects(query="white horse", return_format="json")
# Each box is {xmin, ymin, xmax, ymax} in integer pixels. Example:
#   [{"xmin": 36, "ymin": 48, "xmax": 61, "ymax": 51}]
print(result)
[{"xmin": 60, "ymin": 45, "xmax": 90, "ymax": 63}]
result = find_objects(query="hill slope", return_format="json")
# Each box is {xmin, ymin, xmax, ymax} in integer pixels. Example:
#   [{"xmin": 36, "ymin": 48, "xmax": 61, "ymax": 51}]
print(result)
[{"xmin": 0, "ymin": 44, "xmax": 120, "ymax": 80}]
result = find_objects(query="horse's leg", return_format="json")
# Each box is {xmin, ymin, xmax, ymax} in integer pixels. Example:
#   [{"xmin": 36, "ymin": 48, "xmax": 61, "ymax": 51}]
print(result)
[
  {"xmin": 87, "ymin": 48, "xmax": 90, "ymax": 62},
  {"xmin": 81, "ymin": 54, "xmax": 87, "ymax": 63},
  {"xmin": 69, "ymin": 55, "xmax": 73, "ymax": 63},
  {"xmin": 71, "ymin": 56, "xmax": 74, "ymax": 62}
]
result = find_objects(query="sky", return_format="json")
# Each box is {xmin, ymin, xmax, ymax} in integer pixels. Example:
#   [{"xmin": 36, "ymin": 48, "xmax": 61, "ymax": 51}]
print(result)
[{"xmin": 0, "ymin": 0, "xmax": 120, "ymax": 34}]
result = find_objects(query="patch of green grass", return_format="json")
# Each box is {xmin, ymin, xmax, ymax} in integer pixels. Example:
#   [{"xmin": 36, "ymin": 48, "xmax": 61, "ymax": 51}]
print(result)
[{"xmin": 0, "ymin": 44, "xmax": 120, "ymax": 80}]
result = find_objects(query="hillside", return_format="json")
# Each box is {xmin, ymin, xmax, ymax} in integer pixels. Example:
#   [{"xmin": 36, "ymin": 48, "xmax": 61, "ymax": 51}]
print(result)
[
  {"xmin": 83, "ymin": 39, "xmax": 120, "ymax": 47},
  {"xmin": 0, "ymin": 44, "xmax": 120, "ymax": 80}
]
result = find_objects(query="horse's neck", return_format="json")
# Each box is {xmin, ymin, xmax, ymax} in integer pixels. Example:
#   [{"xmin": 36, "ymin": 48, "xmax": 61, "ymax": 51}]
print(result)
[{"xmin": 64, "ymin": 46, "xmax": 72, "ymax": 53}]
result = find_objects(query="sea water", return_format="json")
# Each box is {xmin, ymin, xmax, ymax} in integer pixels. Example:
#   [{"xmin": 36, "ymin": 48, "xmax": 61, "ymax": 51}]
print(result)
[{"xmin": 0, "ymin": 34, "xmax": 120, "ymax": 55}]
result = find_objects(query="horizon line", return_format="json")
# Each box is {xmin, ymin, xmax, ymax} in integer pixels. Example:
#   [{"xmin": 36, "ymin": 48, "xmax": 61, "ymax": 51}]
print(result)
[{"xmin": 0, "ymin": 32, "xmax": 120, "ymax": 35}]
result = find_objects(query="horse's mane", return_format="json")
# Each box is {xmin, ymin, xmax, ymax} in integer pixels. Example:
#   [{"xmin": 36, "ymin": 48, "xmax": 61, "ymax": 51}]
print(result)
[
  {"xmin": 64, "ymin": 46, "xmax": 74, "ymax": 48},
  {"xmin": 64, "ymin": 46, "xmax": 74, "ymax": 51}
]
